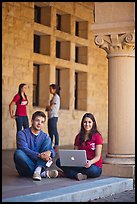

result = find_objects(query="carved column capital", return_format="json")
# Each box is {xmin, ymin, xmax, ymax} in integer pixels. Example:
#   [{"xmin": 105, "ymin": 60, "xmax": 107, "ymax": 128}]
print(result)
[{"xmin": 94, "ymin": 32, "xmax": 135, "ymax": 58}]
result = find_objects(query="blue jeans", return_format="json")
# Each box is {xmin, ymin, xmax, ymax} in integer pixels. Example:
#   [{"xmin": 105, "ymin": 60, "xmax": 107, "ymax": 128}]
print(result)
[
  {"xmin": 48, "ymin": 117, "xmax": 59, "ymax": 147},
  {"xmin": 15, "ymin": 115, "xmax": 29, "ymax": 133},
  {"xmin": 14, "ymin": 149, "xmax": 48, "ymax": 177},
  {"xmin": 56, "ymin": 158, "xmax": 102, "ymax": 179}
]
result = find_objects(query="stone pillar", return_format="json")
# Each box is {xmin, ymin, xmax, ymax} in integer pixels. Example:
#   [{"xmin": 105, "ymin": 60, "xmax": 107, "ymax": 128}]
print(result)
[{"xmin": 94, "ymin": 32, "xmax": 135, "ymax": 177}]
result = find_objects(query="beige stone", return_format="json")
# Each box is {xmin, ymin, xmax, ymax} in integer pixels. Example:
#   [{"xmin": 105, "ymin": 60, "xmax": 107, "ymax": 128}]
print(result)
[{"xmin": 2, "ymin": 2, "xmax": 109, "ymax": 150}]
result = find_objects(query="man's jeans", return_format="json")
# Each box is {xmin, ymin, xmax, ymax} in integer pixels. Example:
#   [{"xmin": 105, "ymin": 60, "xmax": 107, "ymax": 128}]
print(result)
[
  {"xmin": 14, "ymin": 149, "xmax": 47, "ymax": 177},
  {"xmin": 56, "ymin": 158, "xmax": 102, "ymax": 179},
  {"xmin": 48, "ymin": 117, "xmax": 59, "ymax": 147}
]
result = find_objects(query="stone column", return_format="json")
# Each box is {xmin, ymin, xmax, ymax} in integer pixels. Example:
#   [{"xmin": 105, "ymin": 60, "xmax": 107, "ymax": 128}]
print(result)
[{"xmin": 95, "ymin": 32, "xmax": 135, "ymax": 177}]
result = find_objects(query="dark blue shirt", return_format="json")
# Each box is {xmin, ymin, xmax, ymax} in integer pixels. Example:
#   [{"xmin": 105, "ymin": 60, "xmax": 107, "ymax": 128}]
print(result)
[{"xmin": 17, "ymin": 127, "xmax": 55, "ymax": 161}]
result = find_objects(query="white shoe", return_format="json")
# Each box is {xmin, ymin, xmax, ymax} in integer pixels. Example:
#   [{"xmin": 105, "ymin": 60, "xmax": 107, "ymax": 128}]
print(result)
[{"xmin": 33, "ymin": 172, "xmax": 42, "ymax": 181}]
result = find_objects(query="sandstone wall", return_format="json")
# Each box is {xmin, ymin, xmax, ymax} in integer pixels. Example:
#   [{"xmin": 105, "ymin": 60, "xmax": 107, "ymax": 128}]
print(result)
[{"xmin": 2, "ymin": 2, "xmax": 108, "ymax": 149}]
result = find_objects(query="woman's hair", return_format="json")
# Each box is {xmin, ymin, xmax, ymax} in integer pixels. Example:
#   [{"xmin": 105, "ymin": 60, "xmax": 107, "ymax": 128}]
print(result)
[
  {"xmin": 32, "ymin": 111, "xmax": 46, "ymax": 122},
  {"xmin": 18, "ymin": 83, "xmax": 27, "ymax": 104},
  {"xmin": 79, "ymin": 112, "xmax": 100, "ymax": 145},
  {"xmin": 50, "ymin": 84, "xmax": 61, "ymax": 95}
]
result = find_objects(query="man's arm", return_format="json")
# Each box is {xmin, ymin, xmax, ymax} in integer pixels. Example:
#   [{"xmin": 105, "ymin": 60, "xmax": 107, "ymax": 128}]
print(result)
[{"xmin": 39, "ymin": 135, "xmax": 56, "ymax": 159}]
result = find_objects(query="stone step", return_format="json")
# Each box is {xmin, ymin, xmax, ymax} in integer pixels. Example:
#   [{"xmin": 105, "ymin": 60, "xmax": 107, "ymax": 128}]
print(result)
[{"xmin": 2, "ymin": 177, "xmax": 133, "ymax": 202}]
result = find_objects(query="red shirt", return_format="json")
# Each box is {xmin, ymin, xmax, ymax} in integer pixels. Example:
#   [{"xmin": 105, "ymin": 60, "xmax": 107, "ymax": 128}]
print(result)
[
  {"xmin": 13, "ymin": 94, "xmax": 28, "ymax": 116},
  {"xmin": 74, "ymin": 133, "xmax": 103, "ymax": 168}
]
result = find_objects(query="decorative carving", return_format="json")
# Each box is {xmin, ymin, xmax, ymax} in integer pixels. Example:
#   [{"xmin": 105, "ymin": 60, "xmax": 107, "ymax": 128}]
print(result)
[
  {"xmin": 124, "ymin": 33, "xmax": 135, "ymax": 46},
  {"xmin": 94, "ymin": 33, "xmax": 135, "ymax": 55}
]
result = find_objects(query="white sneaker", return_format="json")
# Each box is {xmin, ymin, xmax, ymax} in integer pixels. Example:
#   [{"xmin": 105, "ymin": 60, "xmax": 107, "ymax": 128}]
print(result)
[
  {"xmin": 33, "ymin": 172, "xmax": 42, "ymax": 181},
  {"xmin": 46, "ymin": 170, "xmax": 58, "ymax": 178}
]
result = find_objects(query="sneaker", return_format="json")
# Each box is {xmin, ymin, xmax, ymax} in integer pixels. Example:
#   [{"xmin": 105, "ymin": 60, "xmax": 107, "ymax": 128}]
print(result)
[
  {"xmin": 46, "ymin": 170, "xmax": 58, "ymax": 178},
  {"xmin": 33, "ymin": 172, "xmax": 42, "ymax": 181},
  {"xmin": 76, "ymin": 173, "xmax": 87, "ymax": 181}
]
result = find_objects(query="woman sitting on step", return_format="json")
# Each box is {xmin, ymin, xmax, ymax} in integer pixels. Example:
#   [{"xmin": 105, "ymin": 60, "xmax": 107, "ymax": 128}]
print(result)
[{"xmin": 56, "ymin": 112, "xmax": 103, "ymax": 181}]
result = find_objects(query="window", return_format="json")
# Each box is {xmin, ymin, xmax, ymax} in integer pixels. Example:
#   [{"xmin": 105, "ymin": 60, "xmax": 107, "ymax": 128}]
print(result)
[
  {"xmin": 34, "ymin": 34, "xmax": 40, "ymax": 53},
  {"xmin": 75, "ymin": 21, "xmax": 79, "ymax": 36},
  {"xmin": 56, "ymin": 11, "xmax": 71, "ymax": 33},
  {"xmin": 33, "ymin": 64, "xmax": 40, "ymax": 106},
  {"xmin": 56, "ymin": 14, "xmax": 61, "ymax": 30},
  {"xmin": 75, "ymin": 72, "xmax": 78, "ymax": 109},
  {"xmin": 75, "ymin": 20, "xmax": 88, "ymax": 39},
  {"xmin": 56, "ymin": 41, "xmax": 61, "ymax": 58},
  {"xmin": 75, "ymin": 46, "xmax": 88, "ymax": 65},
  {"xmin": 34, "ymin": 5, "xmax": 41, "ymax": 23},
  {"xmin": 75, "ymin": 46, "xmax": 79, "ymax": 63},
  {"xmin": 56, "ymin": 68, "xmax": 60, "ymax": 88}
]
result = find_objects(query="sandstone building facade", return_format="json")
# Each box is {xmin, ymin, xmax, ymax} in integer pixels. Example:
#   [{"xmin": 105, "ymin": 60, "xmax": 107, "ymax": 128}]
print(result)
[{"xmin": 2, "ymin": 2, "xmax": 108, "ymax": 149}]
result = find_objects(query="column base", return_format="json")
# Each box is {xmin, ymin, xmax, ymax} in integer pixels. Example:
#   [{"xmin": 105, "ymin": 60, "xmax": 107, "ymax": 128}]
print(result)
[
  {"xmin": 102, "ymin": 163, "xmax": 135, "ymax": 178},
  {"xmin": 103, "ymin": 154, "xmax": 135, "ymax": 165},
  {"xmin": 102, "ymin": 154, "xmax": 135, "ymax": 178}
]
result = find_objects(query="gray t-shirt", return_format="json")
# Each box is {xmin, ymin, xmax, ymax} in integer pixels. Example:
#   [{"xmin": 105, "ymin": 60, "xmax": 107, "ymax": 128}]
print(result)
[{"xmin": 48, "ymin": 93, "xmax": 60, "ymax": 119}]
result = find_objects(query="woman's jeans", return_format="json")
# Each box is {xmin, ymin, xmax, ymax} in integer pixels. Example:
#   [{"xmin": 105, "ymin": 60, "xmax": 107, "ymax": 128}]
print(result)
[
  {"xmin": 15, "ymin": 115, "xmax": 29, "ymax": 133},
  {"xmin": 56, "ymin": 158, "xmax": 102, "ymax": 179},
  {"xmin": 48, "ymin": 117, "xmax": 59, "ymax": 147},
  {"xmin": 14, "ymin": 149, "xmax": 47, "ymax": 177}
]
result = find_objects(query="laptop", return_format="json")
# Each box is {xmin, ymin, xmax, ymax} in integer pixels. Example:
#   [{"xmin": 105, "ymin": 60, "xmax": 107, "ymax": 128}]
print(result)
[{"xmin": 59, "ymin": 149, "xmax": 87, "ymax": 167}]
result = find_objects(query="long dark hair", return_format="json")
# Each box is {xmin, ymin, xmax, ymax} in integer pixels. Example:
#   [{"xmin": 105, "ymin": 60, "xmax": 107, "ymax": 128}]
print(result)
[
  {"xmin": 18, "ymin": 83, "xmax": 27, "ymax": 104},
  {"xmin": 50, "ymin": 84, "xmax": 61, "ymax": 95},
  {"xmin": 79, "ymin": 113, "xmax": 100, "ymax": 145}
]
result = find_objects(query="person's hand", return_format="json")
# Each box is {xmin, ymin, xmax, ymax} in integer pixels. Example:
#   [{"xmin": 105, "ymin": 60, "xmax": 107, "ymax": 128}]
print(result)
[
  {"xmin": 40, "ymin": 150, "xmax": 52, "ymax": 161},
  {"xmin": 45, "ymin": 105, "xmax": 51, "ymax": 111},
  {"xmin": 85, "ymin": 160, "xmax": 92, "ymax": 168},
  {"xmin": 11, "ymin": 115, "xmax": 16, "ymax": 119}
]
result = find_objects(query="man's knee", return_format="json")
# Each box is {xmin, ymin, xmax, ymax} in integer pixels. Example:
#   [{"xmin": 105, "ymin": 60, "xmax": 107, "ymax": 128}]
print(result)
[{"xmin": 14, "ymin": 149, "xmax": 25, "ymax": 161}]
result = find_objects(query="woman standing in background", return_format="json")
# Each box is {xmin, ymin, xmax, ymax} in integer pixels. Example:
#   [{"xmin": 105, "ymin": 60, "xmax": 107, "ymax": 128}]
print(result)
[
  {"xmin": 45, "ymin": 84, "xmax": 60, "ymax": 153},
  {"xmin": 9, "ymin": 83, "xmax": 29, "ymax": 134}
]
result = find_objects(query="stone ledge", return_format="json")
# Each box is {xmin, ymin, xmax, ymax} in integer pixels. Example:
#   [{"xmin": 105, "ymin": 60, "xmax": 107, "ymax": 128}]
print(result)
[{"xmin": 2, "ymin": 177, "xmax": 133, "ymax": 202}]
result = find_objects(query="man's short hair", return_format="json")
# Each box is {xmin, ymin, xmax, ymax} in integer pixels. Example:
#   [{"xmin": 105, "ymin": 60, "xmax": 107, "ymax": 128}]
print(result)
[{"xmin": 32, "ymin": 111, "xmax": 46, "ymax": 121}]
